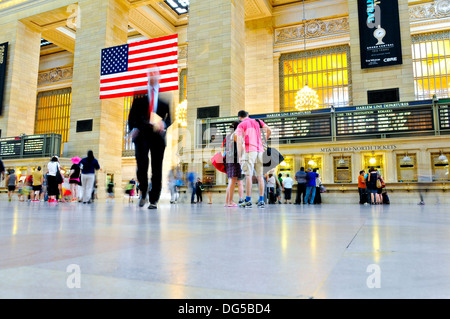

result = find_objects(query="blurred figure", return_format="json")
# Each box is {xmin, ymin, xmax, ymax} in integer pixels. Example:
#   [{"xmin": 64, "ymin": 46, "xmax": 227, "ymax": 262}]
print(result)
[
  {"xmin": 47, "ymin": 156, "xmax": 61, "ymax": 203},
  {"xmin": 31, "ymin": 166, "xmax": 44, "ymax": 202},
  {"xmin": 69, "ymin": 156, "xmax": 82, "ymax": 202},
  {"xmin": 295, "ymin": 167, "xmax": 307, "ymax": 204},
  {"xmin": 106, "ymin": 180, "xmax": 115, "ymax": 203},
  {"xmin": 6, "ymin": 169, "xmax": 17, "ymax": 202},
  {"xmin": 80, "ymin": 150, "xmax": 100, "ymax": 204},
  {"xmin": 282, "ymin": 174, "xmax": 294, "ymax": 204},
  {"xmin": 128, "ymin": 66, "xmax": 172, "ymax": 209},
  {"xmin": 195, "ymin": 177, "xmax": 203, "ymax": 203},
  {"xmin": 313, "ymin": 168, "xmax": 322, "ymax": 204},
  {"xmin": 224, "ymin": 121, "xmax": 244, "ymax": 207}
]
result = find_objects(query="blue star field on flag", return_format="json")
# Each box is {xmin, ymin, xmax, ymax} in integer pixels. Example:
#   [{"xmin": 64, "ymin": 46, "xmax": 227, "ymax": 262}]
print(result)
[{"xmin": 101, "ymin": 44, "xmax": 129, "ymax": 76}]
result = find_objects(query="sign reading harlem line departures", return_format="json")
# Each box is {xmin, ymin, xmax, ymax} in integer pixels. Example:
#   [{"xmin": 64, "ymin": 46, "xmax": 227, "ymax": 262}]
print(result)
[{"xmin": 357, "ymin": 0, "xmax": 403, "ymax": 69}]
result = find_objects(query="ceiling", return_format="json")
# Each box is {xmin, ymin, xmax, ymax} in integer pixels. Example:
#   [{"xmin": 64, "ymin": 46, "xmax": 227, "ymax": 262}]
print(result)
[{"xmin": 28, "ymin": 0, "xmax": 305, "ymax": 55}]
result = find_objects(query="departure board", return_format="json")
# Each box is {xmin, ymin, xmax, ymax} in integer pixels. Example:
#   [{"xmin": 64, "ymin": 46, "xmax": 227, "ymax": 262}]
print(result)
[
  {"xmin": 207, "ymin": 113, "xmax": 331, "ymax": 142},
  {"xmin": 259, "ymin": 115, "xmax": 331, "ymax": 140},
  {"xmin": 439, "ymin": 105, "xmax": 450, "ymax": 130},
  {"xmin": 0, "ymin": 134, "xmax": 61, "ymax": 159},
  {"xmin": 23, "ymin": 136, "xmax": 46, "ymax": 156},
  {"xmin": 336, "ymin": 107, "xmax": 434, "ymax": 135},
  {"xmin": 0, "ymin": 137, "xmax": 22, "ymax": 158}
]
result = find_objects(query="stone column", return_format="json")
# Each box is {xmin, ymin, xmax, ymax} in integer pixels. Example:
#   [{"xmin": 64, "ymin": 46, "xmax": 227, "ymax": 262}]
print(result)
[
  {"xmin": 186, "ymin": 0, "xmax": 246, "ymax": 141},
  {"xmin": 67, "ymin": 0, "xmax": 129, "ymax": 201},
  {"xmin": 245, "ymin": 17, "xmax": 275, "ymax": 114},
  {"xmin": 348, "ymin": 0, "xmax": 415, "ymax": 104},
  {"xmin": 1, "ymin": 21, "xmax": 41, "ymax": 136}
]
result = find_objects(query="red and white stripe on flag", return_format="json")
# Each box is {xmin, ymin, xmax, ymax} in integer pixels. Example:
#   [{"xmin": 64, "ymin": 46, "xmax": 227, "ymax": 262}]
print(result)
[{"xmin": 99, "ymin": 34, "xmax": 178, "ymax": 99}]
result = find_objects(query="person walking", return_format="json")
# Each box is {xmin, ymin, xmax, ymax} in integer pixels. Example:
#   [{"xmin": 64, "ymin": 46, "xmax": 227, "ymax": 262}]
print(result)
[
  {"xmin": 304, "ymin": 168, "xmax": 319, "ymax": 205},
  {"xmin": 187, "ymin": 171, "xmax": 197, "ymax": 204},
  {"xmin": 168, "ymin": 167, "xmax": 178, "ymax": 204},
  {"xmin": 236, "ymin": 110, "xmax": 272, "ymax": 208},
  {"xmin": 225, "ymin": 121, "xmax": 244, "ymax": 207},
  {"xmin": 31, "ymin": 166, "xmax": 44, "ymax": 202},
  {"xmin": 47, "ymin": 156, "xmax": 61, "ymax": 203},
  {"xmin": 295, "ymin": 167, "xmax": 307, "ymax": 204},
  {"xmin": 125, "ymin": 178, "xmax": 136, "ymax": 203},
  {"xmin": 106, "ymin": 180, "xmax": 115, "ymax": 203},
  {"xmin": 358, "ymin": 170, "xmax": 367, "ymax": 205},
  {"xmin": 282, "ymin": 173, "xmax": 294, "ymax": 204},
  {"xmin": 79, "ymin": 150, "xmax": 100, "ymax": 204},
  {"xmin": 6, "ymin": 169, "xmax": 17, "ymax": 202},
  {"xmin": 128, "ymin": 66, "xmax": 172, "ymax": 210}
]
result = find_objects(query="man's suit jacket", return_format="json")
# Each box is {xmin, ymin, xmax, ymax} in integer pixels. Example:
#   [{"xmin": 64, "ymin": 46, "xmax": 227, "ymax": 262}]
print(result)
[{"xmin": 128, "ymin": 94, "xmax": 172, "ymax": 144}]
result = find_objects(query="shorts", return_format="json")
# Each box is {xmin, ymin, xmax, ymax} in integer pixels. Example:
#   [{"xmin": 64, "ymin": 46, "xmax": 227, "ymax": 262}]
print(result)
[
  {"xmin": 32, "ymin": 185, "xmax": 42, "ymax": 192},
  {"xmin": 240, "ymin": 151, "xmax": 264, "ymax": 177},
  {"xmin": 8, "ymin": 185, "xmax": 15, "ymax": 192}
]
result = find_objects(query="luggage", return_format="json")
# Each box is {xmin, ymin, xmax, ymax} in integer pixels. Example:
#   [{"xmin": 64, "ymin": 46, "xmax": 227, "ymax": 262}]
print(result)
[{"xmin": 382, "ymin": 192, "xmax": 390, "ymax": 204}]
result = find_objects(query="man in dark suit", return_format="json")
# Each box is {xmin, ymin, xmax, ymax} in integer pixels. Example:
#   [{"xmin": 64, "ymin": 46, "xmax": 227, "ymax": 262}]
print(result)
[{"xmin": 128, "ymin": 67, "xmax": 172, "ymax": 209}]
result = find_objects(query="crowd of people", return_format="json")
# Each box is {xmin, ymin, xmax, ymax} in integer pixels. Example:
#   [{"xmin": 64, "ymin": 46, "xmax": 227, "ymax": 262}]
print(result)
[{"xmin": 0, "ymin": 150, "xmax": 101, "ymax": 204}]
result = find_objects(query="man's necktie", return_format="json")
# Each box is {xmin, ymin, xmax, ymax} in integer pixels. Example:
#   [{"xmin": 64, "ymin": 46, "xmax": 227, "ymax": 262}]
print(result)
[{"xmin": 149, "ymin": 88, "xmax": 154, "ymax": 121}]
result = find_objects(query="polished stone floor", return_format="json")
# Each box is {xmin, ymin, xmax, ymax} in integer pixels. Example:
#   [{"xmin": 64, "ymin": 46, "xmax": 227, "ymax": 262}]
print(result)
[{"xmin": 0, "ymin": 200, "xmax": 448, "ymax": 299}]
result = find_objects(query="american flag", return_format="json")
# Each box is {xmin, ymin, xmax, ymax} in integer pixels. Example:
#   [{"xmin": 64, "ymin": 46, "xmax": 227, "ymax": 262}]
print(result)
[{"xmin": 99, "ymin": 34, "xmax": 178, "ymax": 99}]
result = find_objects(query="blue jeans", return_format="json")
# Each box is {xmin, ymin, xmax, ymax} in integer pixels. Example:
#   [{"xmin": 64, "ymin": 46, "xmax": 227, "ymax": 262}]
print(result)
[
  {"xmin": 305, "ymin": 186, "xmax": 316, "ymax": 204},
  {"xmin": 190, "ymin": 182, "xmax": 196, "ymax": 203}
]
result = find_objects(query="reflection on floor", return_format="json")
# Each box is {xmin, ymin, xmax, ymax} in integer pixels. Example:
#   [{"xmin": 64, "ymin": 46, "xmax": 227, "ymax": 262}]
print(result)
[{"xmin": 0, "ymin": 201, "xmax": 449, "ymax": 299}]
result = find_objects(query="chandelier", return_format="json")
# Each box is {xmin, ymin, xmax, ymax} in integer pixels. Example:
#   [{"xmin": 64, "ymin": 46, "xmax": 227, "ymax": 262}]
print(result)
[
  {"xmin": 294, "ymin": 0, "xmax": 320, "ymax": 112},
  {"xmin": 176, "ymin": 100, "xmax": 187, "ymax": 127},
  {"xmin": 295, "ymin": 85, "xmax": 320, "ymax": 111}
]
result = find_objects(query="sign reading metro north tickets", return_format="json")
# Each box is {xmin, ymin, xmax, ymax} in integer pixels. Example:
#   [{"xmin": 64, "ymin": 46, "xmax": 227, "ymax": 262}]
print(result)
[{"xmin": 357, "ymin": 0, "xmax": 403, "ymax": 69}]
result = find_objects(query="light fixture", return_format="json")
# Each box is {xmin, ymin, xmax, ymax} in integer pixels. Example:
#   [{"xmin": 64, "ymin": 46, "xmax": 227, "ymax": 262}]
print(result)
[
  {"xmin": 338, "ymin": 154, "xmax": 346, "ymax": 165},
  {"xmin": 294, "ymin": 0, "xmax": 319, "ymax": 112},
  {"xmin": 402, "ymin": 152, "xmax": 412, "ymax": 163},
  {"xmin": 280, "ymin": 161, "xmax": 287, "ymax": 167},
  {"xmin": 438, "ymin": 150, "xmax": 448, "ymax": 162},
  {"xmin": 369, "ymin": 157, "xmax": 377, "ymax": 165},
  {"xmin": 176, "ymin": 100, "xmax": 188, "ymax": 127},
  {"xmin": 308, "ymin": 159, "xmax": 316, "ymax": 166}
]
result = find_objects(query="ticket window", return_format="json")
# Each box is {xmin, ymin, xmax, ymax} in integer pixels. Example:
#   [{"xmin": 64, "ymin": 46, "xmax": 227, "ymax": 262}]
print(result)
[
  {"xmin": 397, "ymin": 154, "xmax": 417, "ymax": 182},
  {"xmin": 278, "ymin": 157, "xmax": 293, "ymax": 178},
  {"xmin": 203, "ymin": 161, "xmax": 216, "ymax": 185},
  {"xmin": 304, "ymin": 156, "xmax": 322, "ymax": 173},
  {"xmin": 431, "ymin": 152, "xmax": 449, "ymax": 181},
  {"xmin": 363, "ymin": 154, "xmax": 384, "ymax": 178},
  {"xmin": 334, "ymin": 156, "xmax": 352, "ymax": 183}
]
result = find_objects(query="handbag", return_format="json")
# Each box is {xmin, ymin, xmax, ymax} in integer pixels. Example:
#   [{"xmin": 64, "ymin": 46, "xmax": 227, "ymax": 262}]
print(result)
[
  {"xmin": 376, "ymin": 178, "xmax": 382, "ymax": 188},
  {"xmin": 256, "ymin": 119, "xmax": 284, "ymax": 173},
  {"xmin": 319, "ymin": 184, "xmax": 326, "ymax": 193},
  {"xmin": 211, "ymin": 138, "xmax": 227, "ymax": 173},
  {"xmin": 56, "ymin": 165, "xmax": 63, "ymax": 184}
]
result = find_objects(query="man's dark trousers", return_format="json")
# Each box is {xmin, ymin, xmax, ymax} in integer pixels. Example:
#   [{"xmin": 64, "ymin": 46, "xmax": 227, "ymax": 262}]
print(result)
[{"xmin": 134, "ymin": 133, "xmax": 165, "ymax": 204}]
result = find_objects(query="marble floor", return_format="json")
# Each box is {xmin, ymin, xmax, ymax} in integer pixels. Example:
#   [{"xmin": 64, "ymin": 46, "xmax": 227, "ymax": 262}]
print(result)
[{"xmin": 0, "ymin": 200, "xmax": 448, "ymax": 299}]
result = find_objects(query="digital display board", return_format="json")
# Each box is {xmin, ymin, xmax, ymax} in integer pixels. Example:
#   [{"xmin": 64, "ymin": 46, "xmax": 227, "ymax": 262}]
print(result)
[
  {"xmin": 336, "ymin": 107, "xmax": 434, "ymax": 135},
  {"xmin": 206, "ymin": 109, "xmax": 332, "ymax": 144},
  {"xmin": 439, "ymin": 105, "xmax": 450, "ymax": 130},
  {"xmin": 0, "ymin": 134, "xmax": 61, "ymax": 159},
  {"xmin": 0, "ymin": 137, "xmax": 22, "ymax": 158}
]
